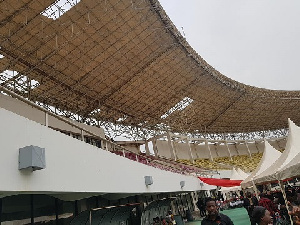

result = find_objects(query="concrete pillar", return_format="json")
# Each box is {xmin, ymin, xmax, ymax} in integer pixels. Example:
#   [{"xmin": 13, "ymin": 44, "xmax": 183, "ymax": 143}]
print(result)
[
  {"xmin": 205, "ymin": 140, "xmax": 213, "ymax": 161},
  {"xmin": 167, "ymin": 132, "xmax": 176, "ymax": 160},
  {"xmin": 152, "ymin": 138, "xmax": 159, "ymax": 157},
  {"xmin": 45, "ymin": 112, "xmax": 49, "ymax": 127},
  {"xmin": 81, "ymin": 129, "xmax": 84, "ymax": 141},
  {"xmin": 225, "ymin": 141, "xmax": 232, "ymax": 160},
  {"xmin": 245, "ymin": 141, "xmax": 253, "ymax": 159},
  {"xmin": 105, "ymin": 140, "xmax": 109, "ymax": 151},
  {"xmin": 254, "ymin": 141, "xmax": 260, "ymax": 153},
  {"xmin": 173, "ymin": 141, "xmax": 179, "ymax": 160},
  {"xmin": 185, "ymin": 138, "xmax": 194, "ymax": 163},
  {"xmin": 234, "ymin": 143, "xmax": 240, "ymax": 155},
  {"xmin": 145, "ymin": 140, "xmax": 150, "ymax": 156},
  {"xmin": 214, "ymin": 143, "xmax": 219, "ymax": 157},
  {"xmin": 276, "ymin": 139, "xmax": 283, "ymax": 150}
]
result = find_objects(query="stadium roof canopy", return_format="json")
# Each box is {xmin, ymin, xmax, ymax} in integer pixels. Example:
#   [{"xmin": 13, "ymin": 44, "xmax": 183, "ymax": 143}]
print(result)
[{"xmin": 1, "ymin": 0, "xmax": 300, "ymax": 134}]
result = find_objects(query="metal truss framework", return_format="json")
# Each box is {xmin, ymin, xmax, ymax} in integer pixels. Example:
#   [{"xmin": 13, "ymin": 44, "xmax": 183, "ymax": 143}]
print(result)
[
  {"xmin": 0, "ymin": 0, "xmax": 299, "ymax": 138},
  {"xmin": 0, "ymin": 79, "xmax": 288, "ymax": 143}
]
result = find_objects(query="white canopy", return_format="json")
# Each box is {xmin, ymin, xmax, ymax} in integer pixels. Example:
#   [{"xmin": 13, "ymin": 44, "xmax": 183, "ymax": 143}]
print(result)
[
  {"xmin": 241, "ymin": 141, "xmax": 282, "ymax": 188},
  {"xmin": 255, "ymin": 119, "xmax": 300, "ymax": 184},
  {"xmin": 278, "ymin": 152, "xmax": 300, "ymax": 180},
  {"xmin": 277, "ymin": 121, "xmax": 300, "ymax": 180},
  {"xmin": 220, "ymin": 168, "xmax": 248, "ymax": 193},
  {"xmin": 220, "ymin": 186, "xmax": 242, "ymax": 193},
  {"xmin": 236, "ymin": 168, "xmax": 249, "ymax": 180}
]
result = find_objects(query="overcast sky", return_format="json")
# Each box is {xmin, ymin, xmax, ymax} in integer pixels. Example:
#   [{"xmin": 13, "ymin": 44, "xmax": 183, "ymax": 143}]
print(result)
[{"xmin": 159, "ymin": 0, "xmax": 300, "ymax": 91}]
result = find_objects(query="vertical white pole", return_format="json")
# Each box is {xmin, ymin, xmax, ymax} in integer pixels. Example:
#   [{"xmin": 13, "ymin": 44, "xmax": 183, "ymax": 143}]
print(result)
[
  {"xmin": 81, "ymin": 129, "xmax": 84, "ymax": 141},
  {"xmin": 105, "ymin": 141, "xmax": 109, "ymax": 151},
  {"xmin": 245, "ymin": 141, "xmax": 253, "ymax": 159},
  {"xmin": 205, "ymin": 140, "xmax": 214, "ymax": 161},
  {"xmin": 234, "ymin": 143, "xmax": 240, "ymax": 155},
  {"xmin": 225, "ymin": 141, "xmax": 232, "ymax": 160},
  {"xmin": 251, "ymin": 179, "xmax": 259, "ymax": 200},
  {"xmin": 278, "ymin": 180, "xmax": 294, "ymax": 225},
  {"xmin": 185, "ymin": 138, "xmax": 194, "ymax": 164},
  {"xmin": 152, "ymin": 138, "xmax": 159, "ymax": 157},
  {"xmin": 145, "ymin": 140, "xmax": 150, "ymax": 156},
  {"xmin": 167, "ymin": 132, "xmax": 176, "ymax": 160},
  {"xmin": 214, "ymin": 142, "xmax": 219, "ymax": 158}
]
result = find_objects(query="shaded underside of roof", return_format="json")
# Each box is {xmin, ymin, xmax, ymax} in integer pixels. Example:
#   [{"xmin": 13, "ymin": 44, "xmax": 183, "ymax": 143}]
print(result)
[{"xmin": 0, "ymin": 0, "xmax": 300, "ymax": 133}]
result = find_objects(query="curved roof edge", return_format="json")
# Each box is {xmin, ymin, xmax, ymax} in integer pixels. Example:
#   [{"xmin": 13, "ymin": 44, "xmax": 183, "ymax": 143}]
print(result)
[{"xmin": 151, "ymin": 0, "xmax": 300, "ymax": 99}]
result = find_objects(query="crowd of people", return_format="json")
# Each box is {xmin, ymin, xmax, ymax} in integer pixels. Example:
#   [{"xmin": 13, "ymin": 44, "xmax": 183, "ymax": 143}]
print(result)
[
  {"xmin": 150, "ymin": 185, "xmax": 300, "ymax": 225},
  {"xmin": 201, "ymin": 197, "xmax": 234, "ymax": 225},
  {"xmin": 152, "ymin": 210, "xmax": 177, "ymax": 225},
  {"xmin": 195, "ymin": 185, "xmax": 300, "ymax": 225},
  {"xmin": 198, "ymin": 195, "xmax": 281, "ymax": 225},
  {"xmin": 244, "ymin": 187, "xmax": 300, "ymax": 225}
]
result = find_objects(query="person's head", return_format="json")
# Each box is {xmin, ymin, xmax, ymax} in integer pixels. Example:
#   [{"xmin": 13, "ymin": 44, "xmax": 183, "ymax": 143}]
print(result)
[
  {"xmin": 260, "ymin": 192, "xmax": 266, "ymax": 198},
  {"xmin": 205, "ymin": 197, "xmax": 218, "ymax": 216},
  {"xmin": 247, "ymin": 192, "xmax": 252, "ymax": 198},
  {"xmin": 153, "ymin": 217, "xmax": 160, "ymax": 223},
  {"xmin": 252, "ymin": 206, "xmax": 273, "ymax": 225}
]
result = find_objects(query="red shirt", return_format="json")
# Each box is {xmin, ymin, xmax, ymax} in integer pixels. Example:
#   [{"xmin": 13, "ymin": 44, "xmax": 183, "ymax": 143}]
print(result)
[{"xmin": 259, "ymin": 197, "xmax": 277, "ymax": 215}]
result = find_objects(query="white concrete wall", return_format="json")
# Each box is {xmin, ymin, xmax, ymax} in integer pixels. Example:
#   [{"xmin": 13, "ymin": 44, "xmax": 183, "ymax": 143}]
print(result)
[
  {"xmin": 115, "ymin": 142, "xmax": 141, "ymax": 154},
  {"xmin": 190, "ymin": 144, "xmax": 200, "ymax": 159},
  {"xmin": 228, "ymin": 143, "xmax": 239, "ymax": 156},
  {"xmin": 209, "ymin": 143, "xmax": 218, "ymax": 158},
  {"xmin": 247, "ymin": 142, "xmax": 263, "ymax": 153},
  {"xmin": 157, "ymin": 139, "xmax": 282, "ymax": 161},
  {"xmin": 0, "ymin": 93, "xmax": 105, "ymax": 138},
  {"xmin": 174, "ymin": 142, "xmax": 190, "ymax": 160},
  {"xmin": 269, "ymin": 139, "xmax": 286, "ymax": 150},
  {"xmin": 256, "ymin": 141, "xmax": 265, "ymax": 153},
  {"xmin": 155, "ymin": 137, "xmax": 286, "ymax": 161},
  {"xmin": 216, "ymin": 144, "xmax": 230, "ymax": 157},
  {"xmin": 156, "ymin": 140, "xmax": 172, "ymax": 158},
  {"xmin": 236, "ymin": 143, "xmax": 250, "ymax": 156},
  {"xmin": 214, "ymin": 170, "xmax": 232, "ymax": 179},
  {"xmin": 190, "ymin": 144, "xmax": 198, "ymax": 160},
  {"xmin": 194, "ymin": 143, "xmax": 210, "ymax": 159},
  {"xmin": 159, "ymin": 141, "xmax": 241, "ymax": 160},
  {"xmin": 0, "ymin": 108, "xmax": 208, "ymax": 196}
]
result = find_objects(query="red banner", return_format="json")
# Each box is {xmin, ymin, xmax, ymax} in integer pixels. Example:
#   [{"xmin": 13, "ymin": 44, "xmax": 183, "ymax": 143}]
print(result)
[{"xmin": 198, "ymin": 177, "xmax": 242, "ymax": 187}]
